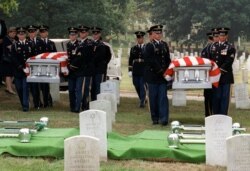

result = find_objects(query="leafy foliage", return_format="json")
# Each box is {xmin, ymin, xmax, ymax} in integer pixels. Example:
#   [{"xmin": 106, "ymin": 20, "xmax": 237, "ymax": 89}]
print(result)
[
  {"xmin": 2, "ymin": 0, "xmax": 137, "ymax": 38},
  {"xmin": 150, "ymin": 0, "xmax": 250, "ymax": 42},
  {"xmin": 0, "ymin": 0, "xmax": 18, "ymax": 16}
]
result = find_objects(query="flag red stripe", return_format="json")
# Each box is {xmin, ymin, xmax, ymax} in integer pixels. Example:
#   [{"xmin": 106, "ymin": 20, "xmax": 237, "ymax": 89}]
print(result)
[
  {"xmin": 163, "ymin": 56, "xmax": 221, "ymax": 88},
  {"xmin": 196, "ymin": 57, "xmax": 205, "ymax": 65},
  {"xmin": 183, "ymin": 57, "xmax": 192, "ymax": 66}
]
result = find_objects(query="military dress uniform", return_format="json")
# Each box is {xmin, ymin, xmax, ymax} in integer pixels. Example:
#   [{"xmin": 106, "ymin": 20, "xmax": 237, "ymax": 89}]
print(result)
[
  {"xmin": 128, "ymin": 31, "xmax": 147, "ymax": 107},
  {"xmin": 91, "ymin": 27, "xmax": 112, "ymax": 100},
  {"xmin": 67, "ymin": 27, "xmax": 83, "ymax": 113},
  {"xmin": 201, "ymin": 32, "xmax": 214, "ymax": 117},
  {"xmin": 39, "ymin": 25, "xmax": 57, "ymax": 108},
  {"xmin": 144, "ymin": 25, "xmax": 171, "ymax": 125},
  {"xmin": 77, "ymin": 25, "xmax": 95, "ymax": 111},
  {"xmin": 11, "ymin": 27, "xmax": 34, "ymax": 111},
  {"xmin": 209, "ymin": 28, "xmax": 236, "ymax": 115}
]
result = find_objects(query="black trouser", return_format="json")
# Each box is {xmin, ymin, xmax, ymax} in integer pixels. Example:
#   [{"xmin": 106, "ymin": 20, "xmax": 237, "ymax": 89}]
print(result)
[
  {"xmin": 40, "ymin": 83, "xmax": 52, "ymax": 107},
  {"xmin": 30, "ymin": 83, "xmax": 42, "ymax": 108},
  {"xmin": 204, "ymin": 89, "xmax": 213, "ymax": 117}
]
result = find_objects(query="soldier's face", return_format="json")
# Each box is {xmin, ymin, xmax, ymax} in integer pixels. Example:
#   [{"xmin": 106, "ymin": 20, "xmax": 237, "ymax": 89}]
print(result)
[
  {"xmin": 153, "ymin": 31, "xmax": 162, "ymax": 40},
  {"xmin": 219, "ymin": 35, "xmax": 227, "ymax": 42},
  {"xmin": 28, "ymin": 30, "xmax": 37, "ymax": 38},
  {"xmin": 17, "ymin": 33, "xmax": 26, "ymax": 40},
  {"xmin": 92, "ymin": 32, "xmax": 101, "ymax": 40},
  {"xmin": 137, "ymin": 37, "xmax": 144, "ymax": 44},
  {"xmin": 69, "ymin": 34, "xmax": 77, "ymax": 41},
  {"xmin": 40, "ymin": 31, "xmax": 48, "ymax": 38},
  {"xmin": 213, "ymin": 36, "xmax": 219, "ymax": 42},
  {"xmin": 80, "ymin": 31, "xmax": 88, "ymax": 39}
]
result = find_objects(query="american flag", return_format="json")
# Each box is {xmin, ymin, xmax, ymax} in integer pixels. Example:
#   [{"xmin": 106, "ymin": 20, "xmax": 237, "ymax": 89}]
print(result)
[
  {"xmin": 163, "ymin": 56, "xmax": 221, "ymax": 88},
  {"xmin": 24, "ymin": 52, "xmax": 69, "ymax": 76}
]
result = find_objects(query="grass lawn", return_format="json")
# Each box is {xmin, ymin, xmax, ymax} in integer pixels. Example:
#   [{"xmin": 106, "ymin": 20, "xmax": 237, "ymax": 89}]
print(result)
[
  {"xmin": 0, "ymin": 43, "xmax": 249, "ymax": 171},
  {"xmin": 1, "ymin": 84, "xmax": 249, "ymax": 171}
]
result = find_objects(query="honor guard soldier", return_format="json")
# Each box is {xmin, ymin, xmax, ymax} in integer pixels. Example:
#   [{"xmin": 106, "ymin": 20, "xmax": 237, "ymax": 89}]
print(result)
[
  {"xmin": 78, "ymin": 25, "xmax": 95, "ymax": 110},
  {"xmin": 128, "ymin": 31, "xmax": 147, "ymax": 108},
  {"xmin": 201, "ymin": 31, "xmax": 214, "ymax": 117},
  {"xmin": 27, "ymin": 25, "xmax": 44, "ymax": 109},
  {"xmin": 91, "ymin": 27, "xmax": 112, "ymax": 100},
  {"xmin": 67, "ymin": 27, "xmax": 82, "ymax": 113},
  {"xmin": 209, "ymin": 27, "xmax": 236, "ymax": 115},
  {"xmin": 144, "ymin": 25, "xmax": 171, "ymax": 126},
  {"xmin": 211, "ymin": 28, "xmax": 220, "ymax": 43},
  {"xmin": 39, "ymin": 25, "xmax": 57, "ymax": 108},
  {"xmin": 11, "ymin": 27, "xmax": 34, "ymax": 111}
]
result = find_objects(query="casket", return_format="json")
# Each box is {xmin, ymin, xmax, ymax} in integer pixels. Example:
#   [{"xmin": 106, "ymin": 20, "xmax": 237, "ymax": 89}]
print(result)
[
  {"xmin": 172, "ymin": 65, "xmax": 212, "ymax": 89},
  {"xmin": 26, "ymin": 59, "xmax": 60, "ymax": 83}
]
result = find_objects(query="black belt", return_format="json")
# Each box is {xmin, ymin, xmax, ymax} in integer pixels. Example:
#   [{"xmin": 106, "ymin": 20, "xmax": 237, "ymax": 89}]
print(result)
[{"xmin": 133, "ymin": 59, "xmax": 144, "ymax": 63}]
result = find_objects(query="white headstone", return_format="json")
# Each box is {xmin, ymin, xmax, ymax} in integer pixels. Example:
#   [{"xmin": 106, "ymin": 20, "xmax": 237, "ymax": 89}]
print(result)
[
  {"xmin": 172, "ymin": 90, "xmax": 186, "ymax": 106},
  {"xmin": 246, "ymin": 58, "xmax": 250, "ymax": 71},
  {"xmin": 89, "ymin": 100, "xmax": 112, "ymax": 132},
  {"xmin": 205, "ymin": 115, "xmax": 232, "ymax": 166},
  {"xmin": 107, "ymin": 79, "xmax": 120, "ymax": 104},
  {"xmin": 226, "ymin": 134, "xmax": 250, "ymax": 171},
  {"xmin": 234, "ymin": 84, "xmax": 250, "ymax": 109},
  {"xmin": 232, "ymin": 59, "xmax": 240, "ymax": 74},
  {"xmin": 107, "ymin": 64, "xmax": 119, "ymax": 79},
  {"xmin": 79, "ymin": 110, "xmax": 107, "ymax": 161},
  {"xmin": 50, "ymin": 83, "xmax": 60, "ymax": 101},
  {"xmin": 64, "ymin": 135, "xmax": 100, "ymax": 171},
  {"xmin": 242, "ymin": 68, "xmax": 248, "ymax": 83},
  {"xmin": 239, "ymin": 55, "xmax": 245, "ymax": 66},
  {"xmin": 101, "ymin": 81, "xmax": 119, "ymax": 104},
  {"xmin": 97, "ymin": 93, "xmax": 117, "ymax": 121}
]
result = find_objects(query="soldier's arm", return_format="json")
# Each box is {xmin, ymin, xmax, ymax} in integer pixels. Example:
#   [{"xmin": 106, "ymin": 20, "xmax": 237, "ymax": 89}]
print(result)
[
  {"xmin": 106, "ymin": 45, "xmax": 112, "ymax": 64},
  {"xmin": 11, "ymin": 44, "xmax": 22, "ymax": 69},
  {"xmin": 164, "ymin": 42, "xmax": 171, "ymax": 68},
  {"xmin": 51, "ymin": 41, "xmax": 57, "ymax": 52},
  {"xmin": 128, "ymin": 47, "xmax": 134, "ymax": 72},
  {"xmin": 201, "ymin": 47, "xmax": 207, "ymax": 58}
]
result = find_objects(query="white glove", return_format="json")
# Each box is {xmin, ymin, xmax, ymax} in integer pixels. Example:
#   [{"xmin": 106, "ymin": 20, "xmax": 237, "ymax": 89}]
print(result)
[{"xmin": 128, "ymin": 71, "xmax": 132, "ymax": 77}]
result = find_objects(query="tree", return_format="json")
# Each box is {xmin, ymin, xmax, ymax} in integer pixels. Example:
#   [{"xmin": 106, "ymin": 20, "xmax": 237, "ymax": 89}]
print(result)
[
  {"xmin": 2, "ymin": 0, "xmax": 137, "ymax": 38},
  {"xmin": 149, "ymin": 0, "xmax": 250, "ymax": 43},
  {"xmin": 0, "ymin": 0, "xmax": 18, "ymax": 16}
]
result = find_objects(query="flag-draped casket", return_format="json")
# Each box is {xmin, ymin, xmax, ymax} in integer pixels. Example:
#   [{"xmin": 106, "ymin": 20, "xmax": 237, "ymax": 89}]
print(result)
[
  {"xmin": 25, "ymin": 52, "xmax": 68, "ymax": 83},
  {"xmin": 163, "ymin": 56, "xmax": 221, "ymax": 89}
]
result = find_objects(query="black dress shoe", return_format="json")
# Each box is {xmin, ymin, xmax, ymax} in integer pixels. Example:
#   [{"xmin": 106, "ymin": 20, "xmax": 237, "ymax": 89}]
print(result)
[
  {"xmin": 161, "ymin": 122, "xmax": 168, "ymax": 126},
  {"xmin": 23, "ymin": 108, "xmax": 29, "ymax": 112},
  {"xmin": 70, "ymin": 109, "xmax": 79, "ymax": 113},
  {"xmin": 152, "ymin": 121, "xmax": 159, "ymax": 125},
  {"xmin": 139, "ymin": 104, "xmax": 145, "ymax": 108}
]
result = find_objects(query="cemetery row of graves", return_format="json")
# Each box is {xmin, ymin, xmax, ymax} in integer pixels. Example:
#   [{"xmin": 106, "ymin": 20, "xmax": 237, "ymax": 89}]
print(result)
[{"xmin": 1, "ymin": 44, "xmax": 250, "ymax": 170}]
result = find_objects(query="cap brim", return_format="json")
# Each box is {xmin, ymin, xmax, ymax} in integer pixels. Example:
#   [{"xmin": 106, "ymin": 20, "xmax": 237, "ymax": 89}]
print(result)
[{"xmin": 18, "ymin": 32, "xmax": 26, "ymax": 34}]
